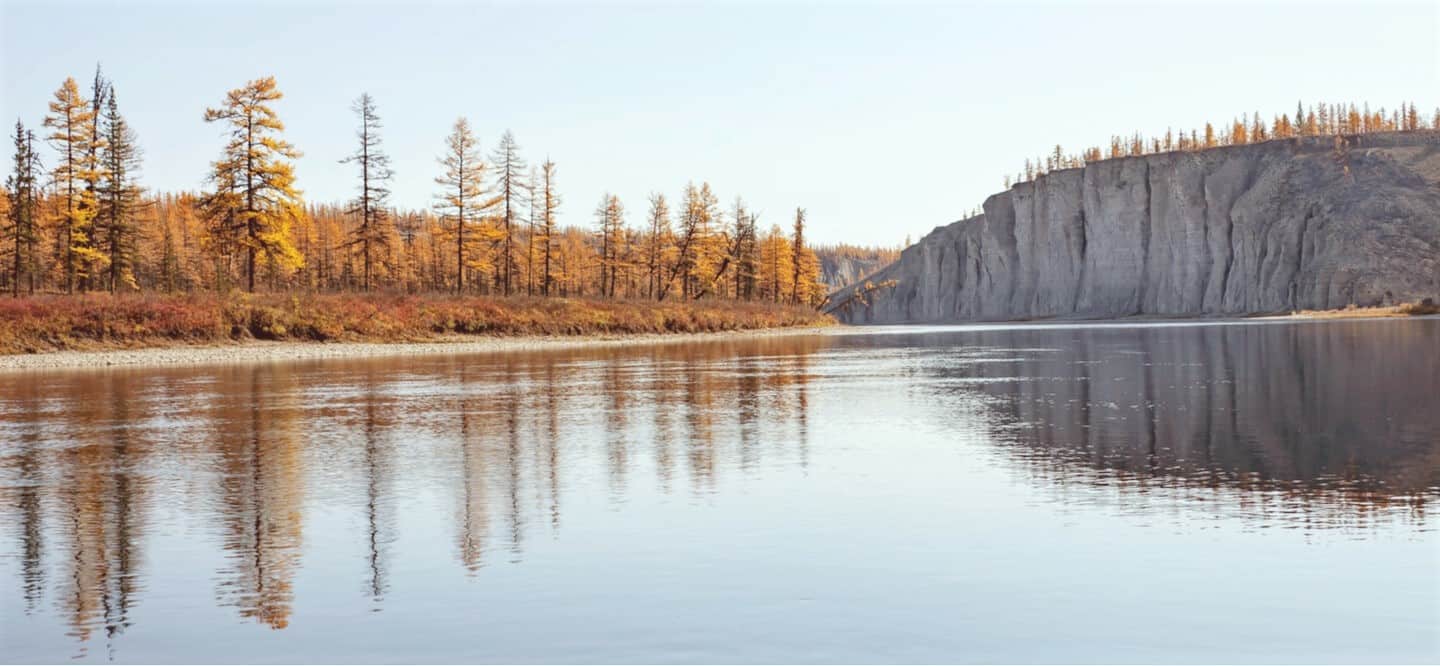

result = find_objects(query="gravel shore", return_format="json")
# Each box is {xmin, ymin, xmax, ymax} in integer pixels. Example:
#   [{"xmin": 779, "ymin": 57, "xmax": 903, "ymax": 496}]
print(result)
[{"xmin": 0, "ymin": 326, "xmax": 838, "ymax": 373}]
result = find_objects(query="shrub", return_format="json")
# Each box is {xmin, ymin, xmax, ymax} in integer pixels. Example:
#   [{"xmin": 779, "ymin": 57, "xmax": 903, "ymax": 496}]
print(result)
[
  {"xmin": 1400, "ymin": 298, "xmax": 1439, "ymax": 316},
  {"xmin": 0, "ymin": 292, "xmax": 834, "ymax": 354}
]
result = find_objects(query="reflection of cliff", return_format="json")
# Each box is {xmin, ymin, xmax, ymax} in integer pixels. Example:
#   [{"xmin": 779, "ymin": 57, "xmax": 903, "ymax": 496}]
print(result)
[{"xmin": 923, "ymin": 320, "xmax": 1440, "ymax": 520}]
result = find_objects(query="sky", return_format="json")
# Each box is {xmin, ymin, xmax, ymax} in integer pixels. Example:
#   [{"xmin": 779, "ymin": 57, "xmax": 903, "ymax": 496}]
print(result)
[{"xmin": 2, "ymin": 0, "xmax": 1437, "ymax": 247}]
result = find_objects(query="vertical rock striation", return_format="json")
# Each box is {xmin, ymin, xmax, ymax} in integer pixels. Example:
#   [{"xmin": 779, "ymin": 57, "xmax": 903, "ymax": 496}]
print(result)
[{"xmin": 833, "ymin": 132, "xmax": 1440, "ymax": 323}]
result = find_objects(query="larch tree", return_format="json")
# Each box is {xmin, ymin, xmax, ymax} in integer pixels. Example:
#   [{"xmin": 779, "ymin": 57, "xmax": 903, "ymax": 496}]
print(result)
[
  {"xmin": 758, "ymin": 224, "xmax": 793, "ymax": 303},
  {"xmin": 790, "ymin": 207, "xmax": 806, "ymax": 304},
  {"xmin": 97, "ymin": 89, "xmax": 145, "ymax": 292},
  {"xmin": 594, "ymin": 193, "xmax": 624, "ymax": 298},
  {"xmin": 537, "ymin": 159, "xmax": 559, "ymax": 296},
  {"xmin": 6, "ymin": 120, "xmax": 42, "ymax": 296},
  {"xmin": 83, "ymin": 66, "xmax": 111, "ymax": 289},
  {"xmin": 490, "ymin": 130, "xmax": 526, "ymax": 295},
  {"xmin": 44, "ymin": 77, "xmax": 105, "ymax": 293},
  {"xmin": 733, "ymin": 204, "xmax": 758, "ymax": 301},
  {"xmin": 201, "ymin": 76, "xmax": 305, "ymax": 292},
  {"xmin": 524, "ymin": 165, "xmax": 538, "ymax": 295},
  {"xmin": 680, "ymin": 182, "xmax": 722, "ymax": 300},
  {"xmin": 662, "ymin": 183, "xmax": 700, "ymax": 301},
  {"xmin": 434, "ymin": 118, "xmax": 485, "ymax": 293},
  {"xmin": 643, "ymin": 192, "xmax": 671, "ymax": 300},
  {"xmin": 340, "ymin": 93, "xmax": 394, "ymax": 291}
]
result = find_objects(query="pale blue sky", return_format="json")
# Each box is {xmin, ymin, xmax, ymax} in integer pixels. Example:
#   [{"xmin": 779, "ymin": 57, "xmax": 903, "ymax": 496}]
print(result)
[{"xmin": 2, "ymin": 0, "xmax": 1436, "ymax": 246}]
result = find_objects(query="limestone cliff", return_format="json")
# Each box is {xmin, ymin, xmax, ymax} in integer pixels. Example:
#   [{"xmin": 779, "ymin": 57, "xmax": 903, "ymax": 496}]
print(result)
[{"xmin": 832, "ymin": 131, "xmax": 1440, "ymax": 323}]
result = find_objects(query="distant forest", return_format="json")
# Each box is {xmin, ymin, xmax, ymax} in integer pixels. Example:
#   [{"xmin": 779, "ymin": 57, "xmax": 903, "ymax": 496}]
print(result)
[
  {"xmin": 3, "ymin": 69, "xmax": 830, "ymax": 305},
  {"xmin": 1005, "ymin": 101, "xmax": 1438, "ymax": 188}
]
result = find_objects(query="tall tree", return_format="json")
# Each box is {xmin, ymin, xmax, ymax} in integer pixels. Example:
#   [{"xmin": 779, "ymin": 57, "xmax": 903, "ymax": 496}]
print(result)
[
  {"xmin": 83, "ymin": 66, "xmax": 111, "ymax": 290},
  {"xmin": 97, "ymin": 89, "xmax": 144, "ymax": 291},
  {"xmin": 791, "ymin": 207, "xmax": 806, "ymax": 305},
  {"xmin": 524, "ymin": 165, "xmax": 538, "ymax": 296},
  {"xmin": 537, "ymin": 159, "xmax": 559, "ymax": 297},
  {"xmin": 5, "ymin": 121, "xmax": 42, "ymax": 296},
  {"xmin": 643, "ymin": 192, "xmax": 671, "ymax": 300},
  {"xmin": 594, "ymin": 193, "xmax": 624, "ymax": 298},
  {"xmin": 434, "ymin": 118, "xmax": 485, "ymax": 293},
  {"xmin": 490, "ymin": 130, "xmax": 526, "ymax": 295},
  {"xmin": 44, "ymin": 77, "xmax": 104, "ymax": 293},
  {"xmin": 201, "ymin": 76, "xmax": 304, "ymax": 292},
  {"xmin": 732, "ymin": 201, "xmax": 758, "ymax": 301},
  {"xmin": 340, "ymin": 93, "xmax": 393, "ymax": 291}
]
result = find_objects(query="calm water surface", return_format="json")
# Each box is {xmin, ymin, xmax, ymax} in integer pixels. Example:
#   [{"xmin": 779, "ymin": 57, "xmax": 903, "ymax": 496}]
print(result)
[{"xmin": 1, "ymin": 318, "xmax": 1437, "ymax": 663}]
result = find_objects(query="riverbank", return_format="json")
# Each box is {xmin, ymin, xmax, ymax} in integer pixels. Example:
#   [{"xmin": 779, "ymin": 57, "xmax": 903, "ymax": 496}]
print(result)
[
  {"xmin": 0, "ymin": 325, "xmax": 838, "ymax": 372},
  {"xmin": 0, "ymin": 292, "xmax": 834, "ymax": 356}
]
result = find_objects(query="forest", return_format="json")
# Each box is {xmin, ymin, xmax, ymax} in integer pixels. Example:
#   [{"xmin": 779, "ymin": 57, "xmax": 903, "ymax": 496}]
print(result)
[
  {"xmin": 1005, "ymin": 101, "xmax": 1440, "ymax": 188},
  {"xmin": 2, "ymin": 69, "xmax": 832, "ymax": 309}
]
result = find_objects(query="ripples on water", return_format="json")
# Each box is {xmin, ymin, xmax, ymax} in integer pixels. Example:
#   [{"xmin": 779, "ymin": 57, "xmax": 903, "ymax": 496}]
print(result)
[{"xmin": 1, "ymin": 318, "xmax": 1437, "ymax": 662}]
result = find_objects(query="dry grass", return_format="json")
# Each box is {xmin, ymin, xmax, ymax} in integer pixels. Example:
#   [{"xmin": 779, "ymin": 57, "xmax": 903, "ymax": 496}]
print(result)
[
  {"xmin": 0, "ymin": 292, "xmax": 835, "ymax": 354},
  {"xmin": 1276, "ymin": 299, "xmax": 1440, "ymax": 320},
  {"xmin": 1398, "ymin": 299, "xmax": 1440, "ymax": 316}
]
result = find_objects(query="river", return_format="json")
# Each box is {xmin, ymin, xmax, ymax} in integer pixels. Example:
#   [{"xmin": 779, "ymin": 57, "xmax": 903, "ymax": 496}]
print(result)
[{"xmin": 1, "ymin": 318, "xmax": 1437, "ymax": 663}]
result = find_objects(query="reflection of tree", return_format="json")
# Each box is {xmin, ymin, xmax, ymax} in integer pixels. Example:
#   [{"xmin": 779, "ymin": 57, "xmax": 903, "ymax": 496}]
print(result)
[
  {"xmin": 503, "ymin": 384, "xmax": 524, "ymax": 562},
  {"xmin": 735, "ymin": 355, "xmax": 762, "ymax": 471},
  {"xmin": 684, "ymin": 358, "xmax": 717, "ymax": 490},
  {"xmin": 357, "ymin": 375, "xmax": 393, "ymax": 610},
  {"xmin": 456, "ymin": 408, "xmax": 491, "ymax": 574},
  {"xmin": 211, "ymin": 366, "xmax": 304, "ymax": 630},
  {"xmin": 10, "ymin": 416, "xmax": 46, "ymax": 615},
  {"xmin": 0, "ymin": 331, "xmax": 836, "ymax": 653},
  {"xmin": 604, "ymin": 361, "xmax": 630, "ymax": 498},
  {"xmin": 44, "ymin": 374, "xmax": 149, "ymax": 658}
]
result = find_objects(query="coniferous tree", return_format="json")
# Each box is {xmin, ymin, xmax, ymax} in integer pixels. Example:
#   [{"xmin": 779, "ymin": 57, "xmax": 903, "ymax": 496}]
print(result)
[
  {"xmin": 5, "ymin": 121, "xmax": 42, "ymax": 296},
  {"xmin": 790, "ymin": 207, "xmax": 806, "ymax": 305},
  {"xmin": 97, "ymin": 89, "xmax": 144, "ymax": 291},
  {"xmin": 340, "ymin": 93, "xmax": 393, "ymax": 291},
  {"xmin": 44, "ymin": 77, "xmax": 104, "ymax": 293},
  {"xmin": 434, "ymin": 118, "xmax": 485, "ymax": 293},
  {"xmin": 643, "ymin": 192, "xmax": 672, "ymax": 300},
  {"xmin": 83, "ymin": 66, "xmax": 111, "ymax": 290},
  {"xmin": 732, "ymin": 201, "xmax": 758, "ymax": 300},
  {"xmin": 490, "ymin": 130, "xmax": 526, "ymax": 295},
  {"xmin": 524, "ymin": 165, "xmax": 538, "ymax": 296},
  {"xmin": 201, "ymin": 77, "xmax": 304, "ymax": 292},
  {"xmin": 594, "ymin": 193, "xmax": 624, "ymax": 298},
  {"xmin": 538, "ymin": 159, "xmax": 559, "ymax": 297}
]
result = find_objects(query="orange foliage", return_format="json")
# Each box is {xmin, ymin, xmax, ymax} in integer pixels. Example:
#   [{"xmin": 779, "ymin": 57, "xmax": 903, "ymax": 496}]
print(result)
[{"xmin": 0, "ymin": 292, "xmax": 834, "ymax": 353}]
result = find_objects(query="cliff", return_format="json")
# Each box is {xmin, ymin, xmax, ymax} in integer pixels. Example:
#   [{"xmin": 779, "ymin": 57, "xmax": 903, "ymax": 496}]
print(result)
[
  {"xmin": 815, "ymin": 246, "xmax": 900, "ymax": 289},
  {"xmin": 832, "ymin": 131, "xmax": 1440, "ymax": 323}
]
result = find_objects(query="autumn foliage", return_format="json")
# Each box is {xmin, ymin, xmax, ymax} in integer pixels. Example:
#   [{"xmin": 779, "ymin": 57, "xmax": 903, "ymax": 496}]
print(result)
[{"xmin": 0, "ymin": 292, "xmax": 834, "ymax": 354}]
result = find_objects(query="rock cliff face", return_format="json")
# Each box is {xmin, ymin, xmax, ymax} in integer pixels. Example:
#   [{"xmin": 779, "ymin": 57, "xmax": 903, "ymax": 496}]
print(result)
[
  {"xmin": 833, "ymin": 131, "xmax": 1440, "ymax": 323},
  {"xmin": 815, "ymin": 249, "xmax": 897, "ymax": 289}
]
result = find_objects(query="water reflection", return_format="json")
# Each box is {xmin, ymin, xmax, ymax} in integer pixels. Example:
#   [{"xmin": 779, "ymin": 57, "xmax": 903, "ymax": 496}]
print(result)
[
  {"xmin": 1, "ymin": 321, "xmax": 1436, "ymax": 661},
  {"xmin": 903, "ymin": 321, "xmax": 1439, "ymax": 525}
]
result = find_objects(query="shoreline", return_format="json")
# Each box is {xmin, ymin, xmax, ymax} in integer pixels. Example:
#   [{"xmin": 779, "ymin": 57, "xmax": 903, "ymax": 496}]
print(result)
[
  {"xmin": 5, "ymin": 309, "xmax": 1434, "ymax": 373},
  {"xmin": 0, "ymin": 326, "xmax": 840, "ymax": 373}
]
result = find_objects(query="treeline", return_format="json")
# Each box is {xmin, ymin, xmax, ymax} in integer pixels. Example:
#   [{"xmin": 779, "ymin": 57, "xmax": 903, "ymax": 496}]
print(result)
[
  {"xmin": 3, "ymin": 70, "xmax": 828, "ymax": 307},
  {"xmin": 1005, "ymin": 101, "xmax": 1439, "ymax": 187}
]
